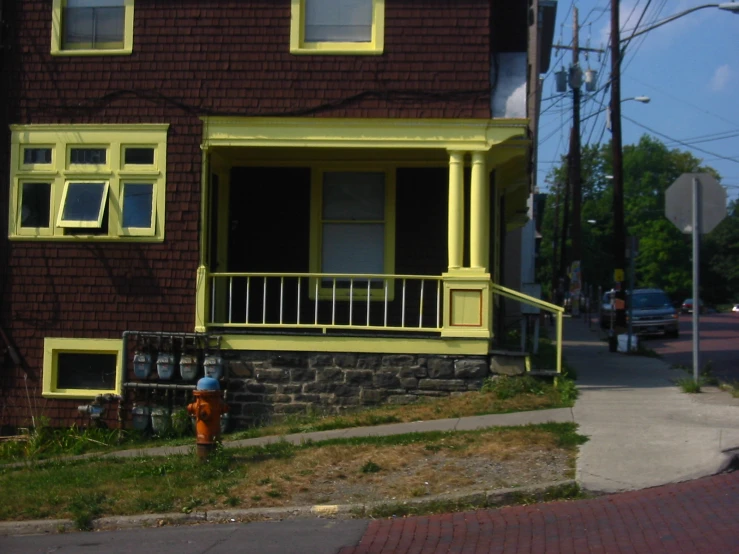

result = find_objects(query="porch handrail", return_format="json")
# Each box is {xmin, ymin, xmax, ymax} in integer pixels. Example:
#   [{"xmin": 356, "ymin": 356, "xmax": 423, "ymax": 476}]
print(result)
[{"xmin": 491, "ymin": 283, "xmax": 564, "ymax": 375}]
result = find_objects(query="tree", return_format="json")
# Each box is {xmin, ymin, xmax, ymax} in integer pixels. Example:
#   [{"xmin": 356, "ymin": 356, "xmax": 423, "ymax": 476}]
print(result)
[{"xmin": 537, "ymin": 134, "xmax": 737, "ymax": 304}]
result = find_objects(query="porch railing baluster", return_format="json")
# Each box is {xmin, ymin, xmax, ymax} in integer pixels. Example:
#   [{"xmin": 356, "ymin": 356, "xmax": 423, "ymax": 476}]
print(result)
[
  {"xmin": 314, "ymin": 278, "xmax": 319, "ymax": 325},
  {"xmin": 228, "ymin": 277, "xmax": 233, "ymax": 324},
  {"xmin": 436, "ymin": 280, "xmax": 441, "ymax": 329},
  {"xmin": 401, "ymin": 278, "xmax": 407, "ymax": 328},
  {"xmin": 246, "ymin": 276, "xmax": 250, "ymax": 324},
  {"xmin": 332, "ymin": 278, "xmax": 336, "ymax": 326},
  {"xmin": 210, "ymin": 277, "xmax": 215, "ymax": 323},
  {"xmin": 418, "ymin": 279, "xmax": 425, "ymax": 328},
  {"xmin": 279, "ymin": 277, "xmax": 284, "ymax": 325},
  {"xmin": 349, "ymin": 278, "xmax": 354, "ymax": 325},
  {"xmin": 366, "ymin": 280, "xmax": 371, "ymax": 326},
  {"xmin": 384, "ymin": 279, "xmax": 389, "ymax": 327},
  {"xmin": 297, "ymin": 277, "xmax": 301, "ymax": 325},
  {"xmin": 262, "ymin": 277, "xmax": 267, "ymax": 324}
]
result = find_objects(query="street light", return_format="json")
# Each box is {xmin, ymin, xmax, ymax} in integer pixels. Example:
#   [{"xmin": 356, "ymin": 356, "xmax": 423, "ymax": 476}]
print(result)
[
  {"xmin": 580, "ymin": 95, "xmax": 650, "ymax": 123},
  {"xmin": 609, "ymin": 0, "xmax": 738, "ymax": 327}
]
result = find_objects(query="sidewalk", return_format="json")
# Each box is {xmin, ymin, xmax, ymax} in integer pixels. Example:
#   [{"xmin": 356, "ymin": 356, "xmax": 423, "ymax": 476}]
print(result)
[{"xmin": 566, "ymin": 315, "xmax": 739, "ymax": 493}]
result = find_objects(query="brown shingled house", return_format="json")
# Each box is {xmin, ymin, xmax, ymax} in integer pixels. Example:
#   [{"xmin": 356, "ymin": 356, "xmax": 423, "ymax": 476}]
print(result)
[{"xmin": 0, "ymin": 0, "xmax": 557, "ymax": 432}]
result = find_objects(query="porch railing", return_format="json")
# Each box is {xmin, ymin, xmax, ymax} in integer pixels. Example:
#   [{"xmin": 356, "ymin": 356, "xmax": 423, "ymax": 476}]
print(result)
[
  {"xmin": 207, "ymin": 272, "xmax": 443, "ymax": 333},
  {"xmin": 491, "ymin": 283, "xmax": 564, "ymax": 374}
]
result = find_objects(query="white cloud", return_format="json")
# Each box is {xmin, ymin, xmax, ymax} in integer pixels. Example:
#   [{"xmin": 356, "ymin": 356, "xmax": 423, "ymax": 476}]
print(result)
[{"xmin": 710, "ymin": 65, "xmax": 732, "ymax": 92}]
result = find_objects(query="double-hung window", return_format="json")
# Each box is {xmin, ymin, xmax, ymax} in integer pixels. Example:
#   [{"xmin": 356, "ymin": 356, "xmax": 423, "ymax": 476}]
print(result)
[
  {"xmin": 51, "ymin": 0, "xmax": 135, "ymax": 56},
  {"xmin": 9, "ymin": 124, "xmax": 168, "ymax": 241},
  {"xmin": 310, "ymin": 169, "xmax": 395, "ymax": 299},
  {"xmin": 291, "ymin": 0, "xmax": 385, "ymax": 55}
]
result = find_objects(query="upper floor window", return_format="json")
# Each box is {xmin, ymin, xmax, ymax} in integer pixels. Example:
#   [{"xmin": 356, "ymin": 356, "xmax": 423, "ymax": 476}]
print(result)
[
  {"xmin": 291, "ymin": 0, "xmax": 385, "ymax": 55},
  {"xmin": 9, "ymin": 124, "xmax": 169, "ymax": 242},
  {"xmin": 51, "ymin": 0, "xmax": 135, "ymax": 56}
]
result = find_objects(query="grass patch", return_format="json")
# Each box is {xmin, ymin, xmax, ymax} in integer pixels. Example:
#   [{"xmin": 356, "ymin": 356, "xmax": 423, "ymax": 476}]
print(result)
[
  {"xmin": 0, "ymin": 423, "xmax": 586, "ymax": 524},
  {"xmin": 677, "ymin": 377, "xmax": 702, "ymax": 393},
  {"xmin": 720, "ymin": 382, "xmax": 739, "ymax": 398}
]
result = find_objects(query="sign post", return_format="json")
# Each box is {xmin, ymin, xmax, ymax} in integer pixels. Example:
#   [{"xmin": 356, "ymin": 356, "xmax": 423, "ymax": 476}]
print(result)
[{"xmin": 665, "ymin": 173, "xmax": 727, "ymax": 384}]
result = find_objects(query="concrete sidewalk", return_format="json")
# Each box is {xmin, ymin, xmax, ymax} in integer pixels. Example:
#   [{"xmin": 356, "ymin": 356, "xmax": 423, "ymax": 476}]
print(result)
[{"xmin": 565, "ymin": 316, "xmax": 739, "ymax": 493}]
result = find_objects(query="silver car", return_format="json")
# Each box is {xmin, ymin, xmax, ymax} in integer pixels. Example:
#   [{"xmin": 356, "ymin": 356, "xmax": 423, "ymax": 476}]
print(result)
[{"xmin": 600, "ymin": 288, "xmax": 679, "ymax": 338}]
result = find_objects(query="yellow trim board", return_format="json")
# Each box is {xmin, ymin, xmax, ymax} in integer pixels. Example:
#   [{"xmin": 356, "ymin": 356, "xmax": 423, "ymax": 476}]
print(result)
[
  {"xmin": 220, "ymin": 334, "xmax": 490, "ymax": 356},
  {"xmin": 43, "ymin": 338, "xmax": 123, "ymax": 399},
  {"xmin": 290, "ymin": 0, "xmax": 385, "ymax": 55},
  {"xmin": 202, "ymin": 117, "xmax": 529, "ymax": 151},
  {"xmin": 51, "ymin": 0, "xmax": 135, "ymax": 56}
]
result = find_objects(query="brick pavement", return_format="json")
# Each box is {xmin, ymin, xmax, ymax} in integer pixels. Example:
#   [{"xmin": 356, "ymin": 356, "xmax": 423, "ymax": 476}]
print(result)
[{"xmin": 338, "ymin": 472, "xmax": 739, "ymax": 553}]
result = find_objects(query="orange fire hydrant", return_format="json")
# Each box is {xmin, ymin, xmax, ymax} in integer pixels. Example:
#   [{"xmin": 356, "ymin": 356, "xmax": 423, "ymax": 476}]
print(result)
[{"xmin": 187, "ymin": 376, "xmax": 229, "ymax": 460}]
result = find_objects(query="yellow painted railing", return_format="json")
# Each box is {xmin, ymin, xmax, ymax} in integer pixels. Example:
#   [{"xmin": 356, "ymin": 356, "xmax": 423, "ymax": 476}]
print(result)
[
  {"xmin": 491, "ymin": 283, "xmax": 564, "ymax": 374},
  {"xmin": 207, "ymin": 272, "xmax": 443, "ymax": 333}
]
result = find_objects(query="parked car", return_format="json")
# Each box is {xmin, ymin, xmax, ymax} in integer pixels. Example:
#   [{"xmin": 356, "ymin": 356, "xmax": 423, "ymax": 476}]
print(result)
[
  {"xmin": 732, "ymin": 304, "xmax": 739, "ymax": 313},
  {"xmin": 601, "ymin": 288, "xmax": 679, "ymax": 338},
  {"xmin": 680, "ymin": 298, "xmax": 704, "ymax": 314}
]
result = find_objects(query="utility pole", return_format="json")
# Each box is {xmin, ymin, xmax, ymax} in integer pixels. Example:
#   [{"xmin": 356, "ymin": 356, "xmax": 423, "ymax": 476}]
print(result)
[
  {"xmin": 570, "ymin": 8, "xmax": 582, "ymax": 316},
  {"xmin": 552, "ymin": 182, "xmax": 561, "ymax": 303},
  {"xmin": 610, "ymin": 0, "xmax": 626, "ymax": 326}
]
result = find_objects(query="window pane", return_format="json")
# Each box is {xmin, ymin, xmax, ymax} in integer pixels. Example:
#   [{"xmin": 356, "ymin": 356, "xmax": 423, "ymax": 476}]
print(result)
[
  {"xmin": 323, "ymin": 172, "xmax": 384, "ymax": 220},
  {"xmin": 20, "ymin": 183, "xmax": 51, "ymax": 228},
  {"xmin": 124, "ymin": 147, "xmax": 155, "ymax": 165},
  {"xmin": 57, "ymin": 352, "xmax": 117, "ymax": 390},
  {"xmin": 122, "ymin": 183, "xmax": 154, "ymax": 228},
  {"xmin": 305, "ymin": 0, "xmax": 372, "ymax": 42},
  {"xmin": 63, "ymin": 4, "xmax": 124, "ymax": 49},
  {"xmin": 61, "ymin": 182, "xmax": 106, "ymax": 223},
  {"xmin": 322, "ymin": 223, "xmax": 384, "ymax": 274},
  {"xmin": 23, "ymin": 148, "xmax": 52, "ymax": 164},
  {"xmin": 70, "ymin": 147, "xmax": 106, "ymax": 164}
]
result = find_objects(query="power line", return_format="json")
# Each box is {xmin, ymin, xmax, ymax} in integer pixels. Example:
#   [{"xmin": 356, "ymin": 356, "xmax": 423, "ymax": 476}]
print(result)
[{"xmin": 621, "ymin": 114, "xmax": 739, "ymax": 164}]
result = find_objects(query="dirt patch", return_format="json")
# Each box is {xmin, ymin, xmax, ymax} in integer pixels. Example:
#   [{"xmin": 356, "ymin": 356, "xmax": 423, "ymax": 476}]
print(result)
[{"xmin": 227, "ymin": 429, "xmax": 575, "ymax": 509}]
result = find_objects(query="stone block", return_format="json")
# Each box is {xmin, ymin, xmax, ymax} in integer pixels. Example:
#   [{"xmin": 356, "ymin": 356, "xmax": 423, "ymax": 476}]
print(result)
[
  {"xmin": 345, "ymin": 370, "xmax": 374, "ymax": 385},
  {"xmin": 316, "ymin": 368, "xmax": 344, "ymax": 382},
  {"xmin": 419, "ymin": 378, "xmax": 468, "ymax": 391},
  {"xmin": 400, "ymin": 377, "xmax": 419, "ymax": 389},
  {"xmin": 489, "ymin": 355, "xmax": 527, "ymax": 376},
  {"xmin": 290, "ymin": 368, "xmax": 316, "ymax": 382},
  {"xmin": 255, "ymin": 368, "xmax": 289, "ymax": 382},
  {"xmin": 356, "ymin": 356, "xmax": 382, "ymax": 370},
  {"xmin": 269, "ymin": 354, "xmax": 307, "ymax": 368},
  {"xmin": 373, "ymin": 371, "xmax": 400, "ymax": 388},
  {"xmin": 382, "ymin": 354, "xmax": 415, "ymax": 367},
  {"xmin": 309, "ymin": 354, "xmax": 334, "ymax": 369},
  {"xmin": 228, "ymin": 360, "xmax": 253, "ymax": 378},
  {"xmin": 360, "ymin": 389, "xmax": 384, "ymax": 404},
  {"xmin": 454, "ymin": 359, "xmax": 488, "ymax": 379},
  {"xmin": 427, "ymin": 358, "xmax": 454, "ymax": 378},
  {"xmin": 333, "ymin": 354, "xmax": 358, "ymax": 368}
]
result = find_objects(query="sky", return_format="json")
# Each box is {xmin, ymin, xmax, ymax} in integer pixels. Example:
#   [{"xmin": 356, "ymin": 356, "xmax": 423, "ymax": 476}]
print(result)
[{"xmin": 536, "ymin": 0, "xmax": 739, "ymax": 204}]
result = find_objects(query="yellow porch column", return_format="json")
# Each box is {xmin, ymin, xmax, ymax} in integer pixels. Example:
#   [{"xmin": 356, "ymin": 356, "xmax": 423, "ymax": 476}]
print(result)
[
  {"xmin": 470, "ymin": 151, "xmax": 487, "ymax": 271},
  {"xmin": 447, "ymin": 151, "xmax": 465, "ymax": 271}
]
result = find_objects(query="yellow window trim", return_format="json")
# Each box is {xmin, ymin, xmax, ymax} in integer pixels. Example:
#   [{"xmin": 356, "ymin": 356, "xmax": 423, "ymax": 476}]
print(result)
[
  {"xmin": 290, "ymin": 0, "xmax": 385, "ymax": 55},
  {"xmin": 8, "ymin": 124, "xmax": 168, "ymax": 242},
  {"xmin": 43, "ymin": 338, "xmax": 123, "ymax": 399},
  {"xmin": 309, "ymin": 165, "xmax": 396, "ymax": 300},
  {"xmin": 51, "ymin": 0, "xmax": 135, "ymax": 57},
  {"xmin": 57, "ymin": 180, "xmax": 110, "ymax": 228}
]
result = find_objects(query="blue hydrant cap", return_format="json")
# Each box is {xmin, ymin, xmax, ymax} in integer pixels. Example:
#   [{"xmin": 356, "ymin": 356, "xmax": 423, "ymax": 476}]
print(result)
[{"xmin": 196, "ymin": 376, "xmax": 221, "ymax": 391}]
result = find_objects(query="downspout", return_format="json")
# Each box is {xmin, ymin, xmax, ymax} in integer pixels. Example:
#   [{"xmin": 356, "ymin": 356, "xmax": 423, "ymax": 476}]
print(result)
[{"xmin": 195, "ymin": 134, "xmax": 211, "ymax": 332}]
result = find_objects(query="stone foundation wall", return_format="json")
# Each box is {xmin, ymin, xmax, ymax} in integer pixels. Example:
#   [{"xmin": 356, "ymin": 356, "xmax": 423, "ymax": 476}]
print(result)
[{"xmin": 222, "ymin": 351, "xmax": 490, "ymax": 428}]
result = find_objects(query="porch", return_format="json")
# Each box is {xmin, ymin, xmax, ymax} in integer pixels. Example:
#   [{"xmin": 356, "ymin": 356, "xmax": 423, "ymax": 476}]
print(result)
[{"xmin": 193, "ymin": 117, "xmax": 551, "ymax": 359}]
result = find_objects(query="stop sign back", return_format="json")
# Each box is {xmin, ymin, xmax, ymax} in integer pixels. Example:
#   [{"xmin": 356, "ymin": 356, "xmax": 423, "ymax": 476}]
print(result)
[{"xmin": 665, "ymin": 173, "xmax": 727, "ymax": 234}]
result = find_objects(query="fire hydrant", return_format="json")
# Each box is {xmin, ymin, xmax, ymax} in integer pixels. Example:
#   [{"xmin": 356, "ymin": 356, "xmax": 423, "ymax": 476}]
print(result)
[{"xmin": 187, "ymin": 376, "xmax": 229, "ymax": 460}]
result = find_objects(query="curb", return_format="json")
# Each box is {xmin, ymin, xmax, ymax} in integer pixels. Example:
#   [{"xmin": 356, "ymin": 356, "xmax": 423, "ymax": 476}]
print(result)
[{"xmin": 0, "ymin": 480, "xmax": 579, "ymax": 536}]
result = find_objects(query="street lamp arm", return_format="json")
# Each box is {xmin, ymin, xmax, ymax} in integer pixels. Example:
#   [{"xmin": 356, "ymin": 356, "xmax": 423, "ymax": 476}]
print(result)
[{"xmin": 621, "ymin": 3, "xmax": 739, "ymax": 42}]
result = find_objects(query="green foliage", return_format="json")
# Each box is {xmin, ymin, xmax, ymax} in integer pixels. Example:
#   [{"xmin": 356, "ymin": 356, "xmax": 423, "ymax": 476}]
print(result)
[
  {"xmin": 539, "ymin": 134, "xmax": 739, "ymax": 303},
  {"xmin": 677, "ymin": 378, "xmax": 701, "ymax": 394},
  {"xmin": 481, "ymin": 375, "xmax": 546, "ymax": 399},
  {"xmin": 69, "ymin": 491, "xmax": 107, "ymax": 531},
  {"xmin": 557, "ymin": 377, "xmax": 578, "ymax": 405}
]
